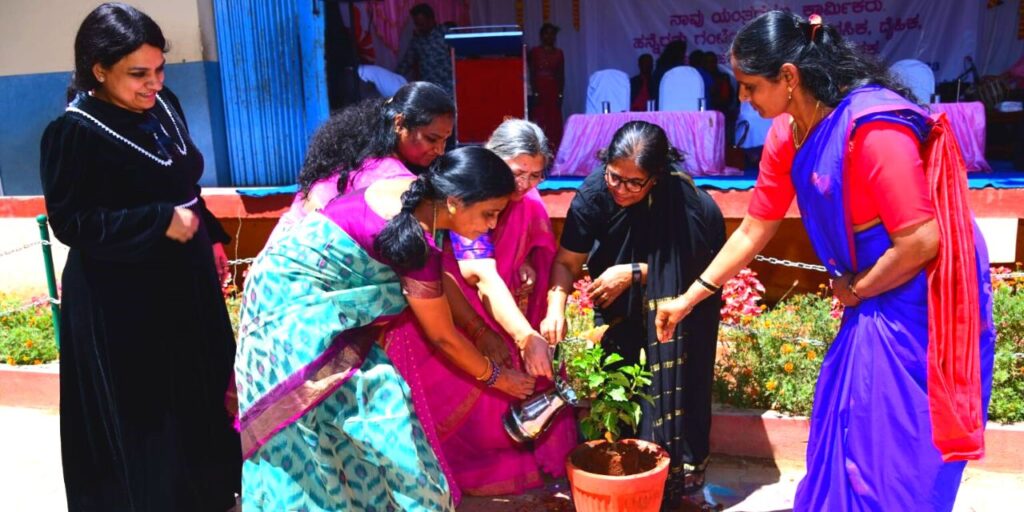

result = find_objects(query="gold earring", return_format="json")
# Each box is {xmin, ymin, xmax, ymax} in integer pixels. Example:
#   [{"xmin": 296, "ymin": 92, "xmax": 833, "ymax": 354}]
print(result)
[
  {"xmin": 98, "ymin": 76, "xmax": 105, "ymax": 83},
  {"xmin": 787, "ymin": 86, "xmax": 793, "ymax": 101}
]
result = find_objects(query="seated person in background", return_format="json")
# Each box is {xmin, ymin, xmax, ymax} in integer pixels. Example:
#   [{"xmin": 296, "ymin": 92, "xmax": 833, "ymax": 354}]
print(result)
[{"xmin": 631, "ymin": 53, "xmax": 654, "ymax": 111}]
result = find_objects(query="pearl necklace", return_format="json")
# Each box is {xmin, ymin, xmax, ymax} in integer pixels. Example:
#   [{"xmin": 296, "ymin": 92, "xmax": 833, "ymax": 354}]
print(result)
[{"xmin": 66, "ymin": 94, "xmax": 188, "ymax": 167}]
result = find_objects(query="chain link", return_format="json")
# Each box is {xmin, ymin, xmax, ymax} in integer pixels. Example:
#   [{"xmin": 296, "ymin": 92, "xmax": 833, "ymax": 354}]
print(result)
[
  {"xmin": 0, "ymin": 240, "xmax": 50, "ymax": 259},
  {"xmin": 993, "ymin": 271, "xmax": 1024, "ymax": 280},
  {"xmin": 753, "ymin": 254, "xmax": 828, "ymax": 273},
  {"xmin": 0, "ymin": 296, "xmax": 60, "ymax": 319},
  {"xmin": 720, "ymin": 323, "xmax": 829, "ymax": 347},
  {"xmin": 227, "ymin": 257, "xmax": 256, "ymax": 267}
]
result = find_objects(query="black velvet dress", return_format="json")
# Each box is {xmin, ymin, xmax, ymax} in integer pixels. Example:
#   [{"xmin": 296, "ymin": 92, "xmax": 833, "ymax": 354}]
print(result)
[{"xmin": 40, "ymin": 89, "xmax": 241, "ymax": 511}]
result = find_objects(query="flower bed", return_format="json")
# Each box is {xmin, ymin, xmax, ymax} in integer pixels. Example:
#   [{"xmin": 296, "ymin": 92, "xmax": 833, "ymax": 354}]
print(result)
[
  {"xmin": 0, "ymin": 291, "xmax": 57, "ymax": 366},
  {"xmin": 714, "ymin": 266, "xmax": 1024, "ymax": 425}
]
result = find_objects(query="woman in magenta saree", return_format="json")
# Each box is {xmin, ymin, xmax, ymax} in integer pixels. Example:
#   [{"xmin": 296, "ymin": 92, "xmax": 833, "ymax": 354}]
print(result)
[
  {"xmin": 384, "ymin": 120, "xmax": 576, "ymax": 500},
  {"xmin": 655, "ymin": 12, "xmax": 994, "ymax": 510}
]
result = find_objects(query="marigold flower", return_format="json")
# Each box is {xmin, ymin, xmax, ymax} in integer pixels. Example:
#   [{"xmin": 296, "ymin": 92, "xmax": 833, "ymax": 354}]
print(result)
[
  {"xmin": 33, "ymin": 359, "xmax": 41, "ymax": 365},
  {"xmin": 807, "ymin": 350, "xmax": 817, "ymax": 360},
  {"xmin": 784, "ymin": 362, "xmax": 795, "ymax": 373},
  {"xmin": 6, "ymin": 357, "xmax": 14, "ymax": 365},
  {"xmin": 25, "ymin": 340, "xmax": 33, "ymax": 348},
  {"xmin": 781, "ymin": 343, "xmax": 793, "ymax": 354},
  {"xmin": 765, "ymin": 380, "xmax": 777, "ymax": 391}
]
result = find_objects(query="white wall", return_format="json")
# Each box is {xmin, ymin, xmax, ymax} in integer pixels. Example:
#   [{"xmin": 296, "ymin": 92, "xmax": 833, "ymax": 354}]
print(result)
[{"xmin": 0, "ymin": 0, "xmax": 209, "ymax": 77}]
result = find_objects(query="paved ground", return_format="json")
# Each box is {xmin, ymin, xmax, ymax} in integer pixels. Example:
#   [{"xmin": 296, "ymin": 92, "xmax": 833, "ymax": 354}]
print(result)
[{"xmin": 3, "ymin": 406, "xmax": 1021, "ymax": 511}]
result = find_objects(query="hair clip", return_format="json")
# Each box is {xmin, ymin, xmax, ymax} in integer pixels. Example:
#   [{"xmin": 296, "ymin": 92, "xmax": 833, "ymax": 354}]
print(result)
[{"xmin": 809, "ymin": 14, "xmax": 823, "ymax": 41}]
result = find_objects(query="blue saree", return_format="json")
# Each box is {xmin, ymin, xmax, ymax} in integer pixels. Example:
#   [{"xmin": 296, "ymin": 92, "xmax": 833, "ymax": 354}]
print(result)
[{"xmin": 789, "ymin": 86, "xmax": 995, "ymax": 510}]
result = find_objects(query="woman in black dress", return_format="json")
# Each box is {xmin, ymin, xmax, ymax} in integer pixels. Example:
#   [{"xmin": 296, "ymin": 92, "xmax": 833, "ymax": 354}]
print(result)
[
  {"xmin": 39, "ymin": 4, "xmax": 240, "ymax": 510},
  {"xmin": 539, "ymin": 121, "xmax": 725, "ymax": 507}
]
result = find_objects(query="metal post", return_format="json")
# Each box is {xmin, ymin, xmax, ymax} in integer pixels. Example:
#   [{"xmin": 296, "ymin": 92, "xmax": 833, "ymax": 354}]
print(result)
[{"xmin": 36, "ymin": 215, "xmax": 60, "ymax": 347}]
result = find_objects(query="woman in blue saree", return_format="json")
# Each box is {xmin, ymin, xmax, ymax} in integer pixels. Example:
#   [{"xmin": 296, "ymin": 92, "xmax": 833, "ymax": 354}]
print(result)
[
  {"xmin": 234, "ymin": 146, "xmax": 536, "ymax": 511},
  {"xmin": 655, "ymin": 11, "xmax": 994, "ymax": 511}
]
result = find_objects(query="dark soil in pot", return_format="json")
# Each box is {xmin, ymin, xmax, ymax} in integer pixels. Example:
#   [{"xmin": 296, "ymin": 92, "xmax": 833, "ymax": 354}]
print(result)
[{"xmin": 570, "ymin": 440, "xmax": 660, "ymax": 476}]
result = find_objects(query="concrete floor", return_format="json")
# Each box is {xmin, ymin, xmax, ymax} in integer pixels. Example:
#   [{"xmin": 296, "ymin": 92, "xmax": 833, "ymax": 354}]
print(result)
[{"xmin": 2, "ymin": 406, "xmax": 1021, "ymax": 512}]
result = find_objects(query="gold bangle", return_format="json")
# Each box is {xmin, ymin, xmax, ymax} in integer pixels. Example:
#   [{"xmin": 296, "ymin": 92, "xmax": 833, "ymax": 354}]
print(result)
[{"xmin": 475, "ymin": 356, "xmax": 493, "ymax": 381}]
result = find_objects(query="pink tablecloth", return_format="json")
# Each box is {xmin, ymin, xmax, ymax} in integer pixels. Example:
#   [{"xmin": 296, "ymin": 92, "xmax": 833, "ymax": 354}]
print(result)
[
  {"xmin": 930, "ymin": 102, "xmax": 990, "ymax": 172},
  {"xmin": 551, "ymin": 111, "xmax": 739, "ymax": 177}
]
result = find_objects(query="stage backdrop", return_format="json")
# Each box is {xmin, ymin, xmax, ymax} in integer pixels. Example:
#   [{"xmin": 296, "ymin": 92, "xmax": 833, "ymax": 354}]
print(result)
[{"xmin": 472, "ymin": 0, "xmax": 996, "ymax": 119}]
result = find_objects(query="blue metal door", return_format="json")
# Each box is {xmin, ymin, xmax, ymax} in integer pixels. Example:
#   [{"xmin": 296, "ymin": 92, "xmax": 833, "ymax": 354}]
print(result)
[{"xmin": 213, "ymin": 0, "xmax": 328, "ymax": 186}]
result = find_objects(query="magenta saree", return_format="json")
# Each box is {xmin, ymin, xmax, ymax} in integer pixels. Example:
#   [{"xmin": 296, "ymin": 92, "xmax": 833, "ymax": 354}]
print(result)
[{"xmin": 383, "ymin": 188, "xmax": 577, "ymax": 501}]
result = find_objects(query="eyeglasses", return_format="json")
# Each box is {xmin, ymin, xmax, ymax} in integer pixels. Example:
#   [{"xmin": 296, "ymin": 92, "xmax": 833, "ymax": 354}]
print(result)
[
  {"xmin": 513, "ymin": 171, "xmax": 545, "ymax": 184},
  {"xmin": 604, "ymin": 170, "xmax": 653, "ymax": 193}
]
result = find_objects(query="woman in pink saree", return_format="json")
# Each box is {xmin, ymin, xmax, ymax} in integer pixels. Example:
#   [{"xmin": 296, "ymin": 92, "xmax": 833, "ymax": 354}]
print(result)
[
  {"xmin": 265, "ymin": 81, "xmax": 454, "ymax": 247},
  {"xmin": 384, "ymin": 119, "xmax": 576, "ymax": 502}
]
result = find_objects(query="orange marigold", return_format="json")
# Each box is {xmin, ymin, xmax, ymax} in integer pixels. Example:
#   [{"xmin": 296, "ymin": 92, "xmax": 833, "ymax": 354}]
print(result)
[
  {"xmin": 784, "ymin": 362, "xmax": 795, "ymax": 373},
  {"xmin": 765, "ymin": 380, "xmax": 778, "ymax": 391},
  {"xmin": 781, "ymin": 343, "xmax": 793, "ymax": 354},
  {"xmin": 807, "ymin": 350, "xmax": 817, "ymax": 360}
]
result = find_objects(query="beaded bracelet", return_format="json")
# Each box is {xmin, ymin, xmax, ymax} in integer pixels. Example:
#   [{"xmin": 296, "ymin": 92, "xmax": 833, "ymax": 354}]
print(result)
[{"xmin": 484, "ymin": 360, "xmax": 502, "ymax": 387}]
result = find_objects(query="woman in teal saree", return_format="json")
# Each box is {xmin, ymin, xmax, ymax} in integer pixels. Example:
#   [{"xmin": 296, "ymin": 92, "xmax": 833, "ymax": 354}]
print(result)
[{"xmin": 234, "ymin": 146, "xmax": 535, "ymax": 511}]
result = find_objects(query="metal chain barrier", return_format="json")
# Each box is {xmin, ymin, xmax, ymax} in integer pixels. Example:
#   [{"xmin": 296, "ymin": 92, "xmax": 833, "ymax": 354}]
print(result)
[
  {"xmin": 0, "ymin": 239, "xmax": 50, "ymax": 259},
  {"xmin": 753, "ymin": 254, "xmax": 828, "ymax": 273},
  {"xmin": 993, "ymin": 271, "xmax": 1024, "ymax": 280},
  {"xmin": 0, "ymin": 296, "xmax": 60, "ymax": 319},
  {"xmin": 720, "ymin": 322, "xmax": 829, "ymax": 348}
]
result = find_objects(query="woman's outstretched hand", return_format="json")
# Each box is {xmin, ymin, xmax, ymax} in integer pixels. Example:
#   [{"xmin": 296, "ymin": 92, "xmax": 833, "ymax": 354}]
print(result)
[{"xmin": 654, "ymin": 297, "xmax": 694, "ymax": 342}]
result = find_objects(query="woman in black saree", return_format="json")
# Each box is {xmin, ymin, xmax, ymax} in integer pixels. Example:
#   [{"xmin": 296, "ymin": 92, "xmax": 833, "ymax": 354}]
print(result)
[{"xmin": 540, "ymin": 121, "xmax": 725, "ymax": 506}]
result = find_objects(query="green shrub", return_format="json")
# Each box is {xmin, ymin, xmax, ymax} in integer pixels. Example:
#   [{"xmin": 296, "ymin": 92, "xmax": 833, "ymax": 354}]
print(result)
[
  {"xmin": 715, "ymin": 269, "xmax": 1024, "ymax": 425},
  {"xmin": 989, "ymin": 267, "xmax": 1024, "ymax": 424},
  {"xmin": 715, "ymin": 291, "xmax": 838, "ymax": 416},
  {"xmin": 0, "ymin": 292, "xmax": 58, "ymax": 365}
]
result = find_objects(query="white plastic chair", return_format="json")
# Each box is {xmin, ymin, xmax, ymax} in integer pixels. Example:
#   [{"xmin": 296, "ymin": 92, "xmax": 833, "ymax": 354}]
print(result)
[
  {"xmin": 889, "ymin": 59, "xmax": 935, "ymax": 103},
  {"xmin": 658, "ymin": 66, "xmax": 705, "ymax": 111},
  {"xmin": 585, "ymin": 69, "xmax": 630, "ymax": 114},
  {"xmin": 357, "ymin": 65, "xmax": 408, "ymax": 98}
]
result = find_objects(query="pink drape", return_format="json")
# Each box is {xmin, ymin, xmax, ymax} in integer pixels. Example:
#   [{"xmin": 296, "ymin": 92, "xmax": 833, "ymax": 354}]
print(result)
[
  {"xmin": 551, "ymin": 110, "xmax": 740, "ymax": 177},
  {"xmin": 382, "ymin": 189, "xmax": 577, "ymax": 500},
  {"xmin": 929, "ymin": 102, "xmax": 991, "ymax": 172}
]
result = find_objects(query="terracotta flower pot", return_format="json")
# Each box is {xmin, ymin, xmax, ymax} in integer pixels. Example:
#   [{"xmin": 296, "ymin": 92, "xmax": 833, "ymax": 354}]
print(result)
[{"xmin": 565, "ymin": 438, "xmax": 671, "ymax": 512}]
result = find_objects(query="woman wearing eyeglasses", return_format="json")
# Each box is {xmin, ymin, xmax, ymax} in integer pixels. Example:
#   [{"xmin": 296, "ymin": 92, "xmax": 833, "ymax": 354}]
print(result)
[{"xmin": 540, "ymin": 120, "xmax": 725, "ymax": 507}]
